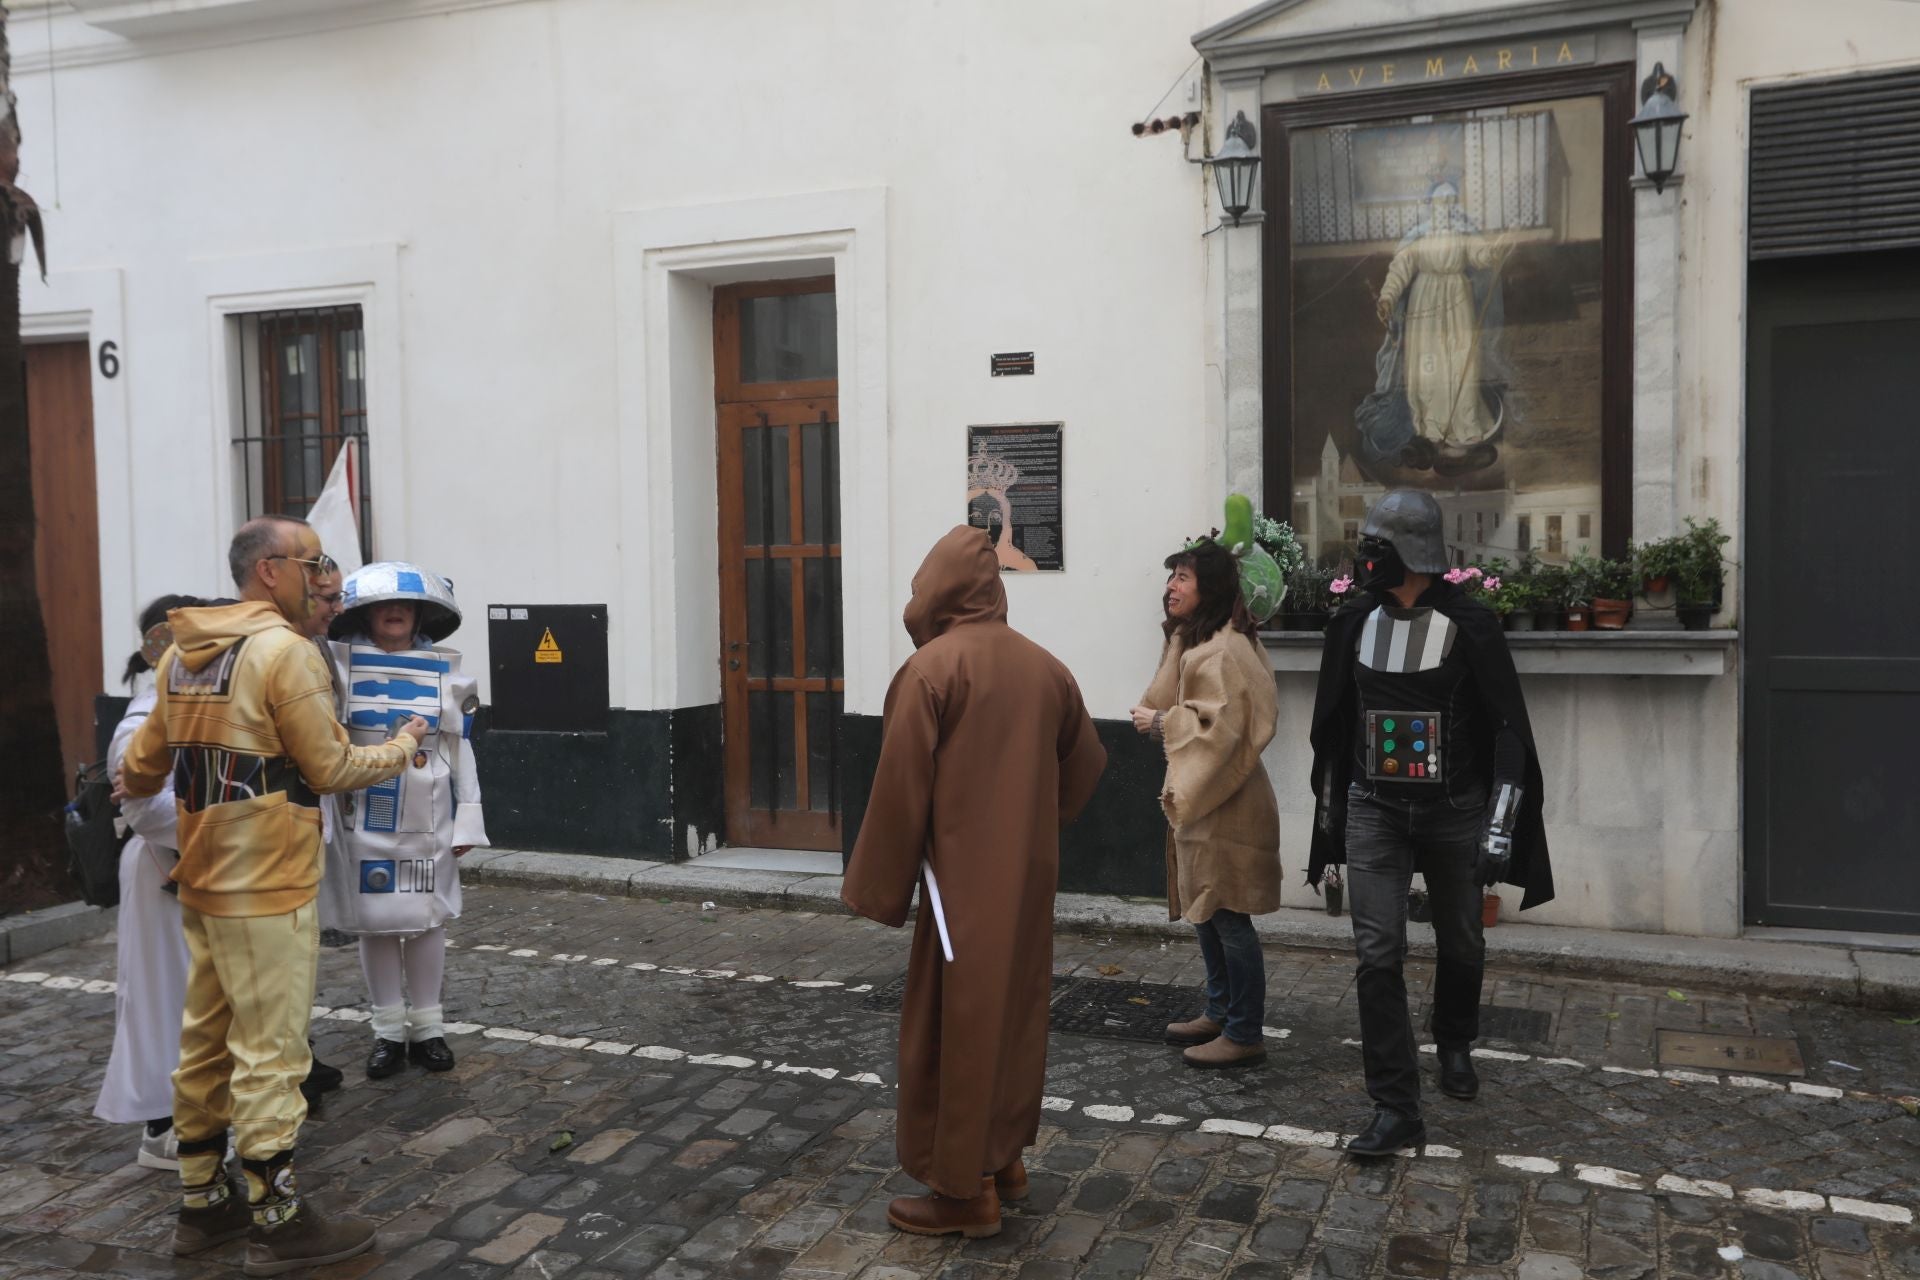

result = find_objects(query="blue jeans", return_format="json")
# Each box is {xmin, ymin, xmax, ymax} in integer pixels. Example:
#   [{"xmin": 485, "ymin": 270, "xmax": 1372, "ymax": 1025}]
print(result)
[
  {"xmin": 1344, "ymin": 784, "xmax": 1488, "ymax": 1118},
  {"xmin": 1194, "ymin": 909, "xmax": 1266, "ymax": 1046}
]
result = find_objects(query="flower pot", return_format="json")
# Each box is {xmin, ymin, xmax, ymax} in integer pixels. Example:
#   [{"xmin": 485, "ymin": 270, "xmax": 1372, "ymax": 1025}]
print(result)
[
  {"xmin": 1564, "ymin": 608, "xmax": 1591, "ymax": 632},
  {"xmin": 1325, "ymin": 883, "xmax": 1344, "ymax": 917},
  {"xmin": 1591, "ymin": 598, "xmax": 1632, "ymax": 630},
  {"xmin": 1676, "ymin": 603, "xmax": 1714, "ymax": 631},
  {"xmin": 1642, "ymin": 575, "xmax": 1670, "ymax": 597},
  {"xmin": 1481, "ymin": 892, "xmax": 1501, "ymax": 928},
  {"xmin": 1294, "ymin": 610, "xmax": 1330, "ymax": 632},
  {"xmin": 1503, "ymin": 610, "xmax": 1537, "ymax": 633}
]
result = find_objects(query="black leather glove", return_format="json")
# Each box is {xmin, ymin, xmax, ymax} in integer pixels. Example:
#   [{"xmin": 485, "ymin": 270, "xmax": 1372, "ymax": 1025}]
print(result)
[
  {"xmin": 1476, "ymin": 782, "xmax": 1521, "ymax": 887},
  {"xmin": 1315, "ymin": 784, "xmax": 1344, "ymax": 836}
]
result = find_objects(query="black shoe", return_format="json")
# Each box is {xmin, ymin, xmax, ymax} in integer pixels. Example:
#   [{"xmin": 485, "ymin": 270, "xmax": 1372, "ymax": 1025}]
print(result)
[
  {"xmin": 366, "ymin": 1039, "xmax": 408, "ymax": 1079},
  {"xmin": 304, "ymin": 1048, "xmax": 343, "ymax": 1097},
  {"xmin": 1345, "ymin": 1109, "xmax": 1427, "ymax": 1157},
  {"xmin": 408, "ymin": 1037, "xmax": 455, "ymax": 1072},
  {"xmin": 1438, "ymin": 1046, "xmax": 1479, "ymax": 1100}
]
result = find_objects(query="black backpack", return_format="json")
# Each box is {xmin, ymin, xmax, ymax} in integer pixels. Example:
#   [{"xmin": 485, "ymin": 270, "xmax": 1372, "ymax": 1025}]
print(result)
[{"xmin": 63, "ymin": 760, "xmax": 127, "ymax": 909}]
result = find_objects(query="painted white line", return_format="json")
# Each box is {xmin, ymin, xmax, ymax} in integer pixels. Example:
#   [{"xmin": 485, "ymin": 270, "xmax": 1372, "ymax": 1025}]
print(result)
[
  {"xmin": 1424, "ymin": 1145, "xmax": 1463, "ymax": 1160},
  {"xmin": 82, "ymin": 979, "xmax": 117, "ymax": 994},
  {"xmin": 1144, "ymin": 1114, "xmax": 1188, "ymax": 1126},
  {"xmin": 1497, "ymin": 1155, "xmax": 1561, "ymax": 1174},
  {"xmin": 846, "ymin": 1072, "xmax": 884, "ymax": 1085},
  {"xmin": 1540, "ymin": 1057, "xmax": 1586, "ymax": 1069},
  {"xmin": 484, "ymin": 1027, "xmax": 537, "ymax": 1042},
  {"xmin": 1657, "ymin": 1175, "xmax": 1733, "ymax": 1199},
  {"xmin": 533, "ymin": 1034, "xmax": 592, "ymax": 1049},
  {"xmin": 1600, "ymin": 1065, "xmax": 1660, "ymax": 1078},
  {"xmin": 4, "ymin": 972, "xmax": 50, "ymax": 983},
  {"xmin": 324, "ymin": 1008, "xmax": 372, "ymax": 1023},
  {"xmin": 1262, "ymin": 1123, "xmax": 1340, "ymax": 1148},
  {"xmin": 553, "ymin": 954, "xmax": 587, "ymax": 963},
  {"xmin": 41, "ymin": 976, "xmax": 84, "ymax": 990},
  {"xmin": 470, "ymin": 944, "xmax": 507, "ymax": 951},
  {"xmin": 1576, "ymin": 1165, "xmax": 1644, "ymax": 1190},
  {"xmin": 1830, "ymin": 1197, "xmax": 1913, "ymax": 1225},
  {"xmin": 1081, "ymin": 1105, "xmax": 1135, "ymax": 1122},
  {"xmin": 790, "ymin": 980, "xmax": 843, "ymax": 989},
  {"xmin": 686, "ymin": 1053, "xmax": 755, "ymax": 1069},
  {"xmin": 509, "ymin": 949, "xmax": 539, "ymax": 957},
  {"xmin": 773, "ymin": 1064, "xmax": 838, "ymax": 1080},
  {"xmin": 1790, "ymin": 1082, "xmax": 1844, "ymax": 1099},
  {"xmin": 1040, "ymin": 1096, "xmax": 1075, "ymax": 1112},
  {"xmin": 632, "ymin": 1046, "xmax": 685, "ymax": 1061},
  {"xmin": 1742, "ymin": 1188, "xmax": 1826, "ymax": 1212},
  {"xmin": 1727, "ymin": 1075, "xmax": 1786, "ymax": 1091},
  {"xmin": 1661, "ymin": 1070, "xmax": 1720, "ymax": 1085},
  {"xmin": 626, "ymin": 962, "xmax": 658, "ymax": 971},
  {"xmin": 586, "ymin": 1041, "xmax": 634, "ymax": 1055},
  {"xmin": 442, "ymin": 1022, "xmax": 484, "ymax": 1036},
  {"xmin": 1474, "ymin": 1048, "xmax": 1530, "ymax": 1062},
  {"xmin": 591, "ymin": 958, "xmax": 619, "ymax": 967},
  {"xmin": 1200, "ymin": 1119, "xmax": 1266, "ymax": 1138}
]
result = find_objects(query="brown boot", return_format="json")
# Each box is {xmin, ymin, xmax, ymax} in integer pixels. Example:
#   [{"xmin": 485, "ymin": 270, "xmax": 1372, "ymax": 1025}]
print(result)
[
  {"xmin": 174, "ymin": 1177, "xmax": 250, "ymax": 1256},
  {"xmin": 993, "ymin": 1157, "xmax": 1029, "ymax": 1201},
  {"xmin": 1183, "ymin": 1035, "xmax": 1267, "ymax": 1069},
  {"xmin": 243, "ymin": 1200, "xmax": 376, "ymax": 1276},
  {"xmin": 1165, "ymin": 1014, "xmax": 1223, "ymax": 1046},
  {"xmin": 886, "ymin": 1176, "xmax": 1002, "ymax": 1238}
]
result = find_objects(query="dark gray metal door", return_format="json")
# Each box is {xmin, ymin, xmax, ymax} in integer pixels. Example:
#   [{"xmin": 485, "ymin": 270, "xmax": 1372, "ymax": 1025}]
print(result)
[{"xmin": 1744, "ymin": 249, "xmax": 1920, "ymax": 933}]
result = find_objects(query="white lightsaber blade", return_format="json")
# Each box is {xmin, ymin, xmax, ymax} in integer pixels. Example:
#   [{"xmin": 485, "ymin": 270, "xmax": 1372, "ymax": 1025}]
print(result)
[{"xmin": 921, "ymin": 859, "xmax": 955, "ymax": 963}]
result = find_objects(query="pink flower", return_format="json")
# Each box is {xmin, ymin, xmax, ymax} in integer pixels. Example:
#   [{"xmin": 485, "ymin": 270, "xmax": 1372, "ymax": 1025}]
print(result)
[
  {"xmin": 1444, "ymin": 568, "xmax": 1467, "ymax": 583},
  {"xmin": 1330, "ymin": 575, "xmax": 1353, "ymax": 595},
  {"xmin": 1483, "ymin": 576, "xmax": 1501, "ymax": 592}
]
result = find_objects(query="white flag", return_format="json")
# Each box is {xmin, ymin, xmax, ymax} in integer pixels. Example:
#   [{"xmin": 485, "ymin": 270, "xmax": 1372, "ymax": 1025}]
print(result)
[{"xmin": 307, "ymin": 439, "xmax": 364, "ymax": 575}]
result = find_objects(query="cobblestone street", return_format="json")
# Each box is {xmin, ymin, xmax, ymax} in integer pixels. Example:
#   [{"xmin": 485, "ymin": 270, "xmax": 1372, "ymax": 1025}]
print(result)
[{"xmin": 2, "ymin": 884, "xmax": 1917, "ymax": 1278}]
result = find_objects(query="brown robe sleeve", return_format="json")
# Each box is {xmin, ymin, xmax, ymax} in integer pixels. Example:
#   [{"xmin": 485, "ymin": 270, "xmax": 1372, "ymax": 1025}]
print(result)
[
  {"xmin": 1159, "ymin": 646, "xmax": 1258, "ymax": 830},
  {"xmin": 1056, "ymin": 673, "xmax": 1107, "ymax": 825},
  {"xmin": 841, "ymin": 665, "xmax": 942, "ymax": 928}
]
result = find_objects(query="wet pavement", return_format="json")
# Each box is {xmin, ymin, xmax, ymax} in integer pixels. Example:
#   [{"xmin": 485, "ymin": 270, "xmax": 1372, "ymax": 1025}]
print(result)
[{"xmin": 2, "ymin": 883, "xmax": 1917, "ymax": 1278}]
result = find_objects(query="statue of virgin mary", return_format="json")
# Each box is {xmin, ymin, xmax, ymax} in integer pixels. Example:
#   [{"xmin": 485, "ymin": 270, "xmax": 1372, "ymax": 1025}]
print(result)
[{"xmin": 1354, "ymin": 181, "xmax": 1518, "ymax": 476}]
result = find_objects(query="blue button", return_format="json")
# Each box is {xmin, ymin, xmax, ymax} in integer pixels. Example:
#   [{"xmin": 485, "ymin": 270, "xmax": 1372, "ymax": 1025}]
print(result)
[
  {"xmin": 1411, "ymin": 719, "xmax": 1425, "ymax": 733},
  {"xmin": 1413, "ymin": 740, "xmax": 1426, "ymax": 753}
]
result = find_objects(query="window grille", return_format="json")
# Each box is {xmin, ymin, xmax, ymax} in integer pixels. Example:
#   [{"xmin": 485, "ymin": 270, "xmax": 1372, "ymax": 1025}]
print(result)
[{"xmin": 231, "ymin": 306, "xmax": 371, "ymax": 562}]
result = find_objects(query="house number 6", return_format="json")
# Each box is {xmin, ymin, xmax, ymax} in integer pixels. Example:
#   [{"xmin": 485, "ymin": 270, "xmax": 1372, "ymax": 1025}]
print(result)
[{"xmin": 97, "ymin": 341, "xmax": 120, "ymax": 379}]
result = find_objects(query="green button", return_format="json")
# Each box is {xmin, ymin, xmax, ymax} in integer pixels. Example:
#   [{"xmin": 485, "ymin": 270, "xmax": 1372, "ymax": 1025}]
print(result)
[
  {"xmin": 1383, "ymin": 718, "xmax": 1397, "ymax": 733},
  {"xmin": 1384, "ymin": 739, "xmax": 1396, "ymax": 754}
]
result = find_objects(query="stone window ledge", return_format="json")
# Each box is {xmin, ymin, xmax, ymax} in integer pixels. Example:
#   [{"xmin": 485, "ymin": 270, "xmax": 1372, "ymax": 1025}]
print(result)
[{"xmin": 1262, "ymin": 630, "xmax": 1737, "ymax": 677}]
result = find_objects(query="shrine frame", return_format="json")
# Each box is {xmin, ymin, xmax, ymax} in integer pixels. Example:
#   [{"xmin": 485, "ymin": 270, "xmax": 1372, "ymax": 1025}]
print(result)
[{"xmin": 1260, "ymin": 63, "xmax": 1638, "ymax": 560}]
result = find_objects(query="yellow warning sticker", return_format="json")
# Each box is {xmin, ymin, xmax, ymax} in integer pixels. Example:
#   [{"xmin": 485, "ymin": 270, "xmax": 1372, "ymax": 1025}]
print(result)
[{"xmin": 535, "ymin": 628, "xmax": 563, "ymax": 664}]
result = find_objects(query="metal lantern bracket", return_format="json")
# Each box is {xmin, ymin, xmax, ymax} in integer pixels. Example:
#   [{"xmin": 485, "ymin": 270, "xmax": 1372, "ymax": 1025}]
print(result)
[
  {"xmin": 1630, "ymin": 61, "xmax": 1688, "ymax": 193},
  {"xmin": 1190, "ymin": 109, "xmax": 1262, "ymax": 231}
]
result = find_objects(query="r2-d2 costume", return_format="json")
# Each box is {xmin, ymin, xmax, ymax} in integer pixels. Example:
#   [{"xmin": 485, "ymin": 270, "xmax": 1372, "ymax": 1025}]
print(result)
[{"xmin": 321, "ymin": 562, "xmax": 487, "ymax": 1072}]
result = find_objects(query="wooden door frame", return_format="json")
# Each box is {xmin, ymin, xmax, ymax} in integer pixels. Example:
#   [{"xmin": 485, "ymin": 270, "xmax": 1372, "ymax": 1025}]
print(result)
[{"xmin": 714, "ymin": 276, "xmax": 843, "ymax": 849}]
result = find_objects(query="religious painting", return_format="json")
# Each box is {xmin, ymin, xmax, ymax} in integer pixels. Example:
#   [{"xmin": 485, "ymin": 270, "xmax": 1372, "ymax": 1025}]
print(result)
[{"xmin": 1284, "ymin": 92, "xmax": 1610, "ymax": 568}]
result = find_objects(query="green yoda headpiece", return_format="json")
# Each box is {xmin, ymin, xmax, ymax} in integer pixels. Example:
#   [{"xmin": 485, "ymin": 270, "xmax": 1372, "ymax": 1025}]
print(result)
[{"xmin": 1186, "ymin": 494, "xmax": 1286, "ymax": 624}]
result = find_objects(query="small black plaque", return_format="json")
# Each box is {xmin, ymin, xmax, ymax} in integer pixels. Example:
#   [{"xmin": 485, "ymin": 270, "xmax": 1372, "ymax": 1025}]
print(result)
[{"xmin": 990, "ymin": 351, "xmax": 1035, "ymax": 377}]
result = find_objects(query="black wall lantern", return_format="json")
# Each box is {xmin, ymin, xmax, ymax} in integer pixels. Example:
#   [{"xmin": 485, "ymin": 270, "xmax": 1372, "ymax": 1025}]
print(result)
[
  {"xmin": 1200, "ymin": 110, "xmax": 1262, "ymax": 225},
  {"xmin": 1630, "ymin": 62, "xmax": 1687, "ymax": 193}
]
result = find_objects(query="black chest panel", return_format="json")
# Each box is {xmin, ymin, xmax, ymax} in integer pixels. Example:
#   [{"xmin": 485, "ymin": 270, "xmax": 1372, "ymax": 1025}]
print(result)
[{"xmin": 1350, "ymin": 606, "xmax": 1486, "ymax": 800}]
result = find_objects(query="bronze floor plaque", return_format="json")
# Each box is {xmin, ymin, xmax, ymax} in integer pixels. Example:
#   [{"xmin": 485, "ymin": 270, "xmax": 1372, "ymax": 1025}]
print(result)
[{"xmin": 1656, "ymin": 1029, "xmax": 1806, "ymax": 1077}]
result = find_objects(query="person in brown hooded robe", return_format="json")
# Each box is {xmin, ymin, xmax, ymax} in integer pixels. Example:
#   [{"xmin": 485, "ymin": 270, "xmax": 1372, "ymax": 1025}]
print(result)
[{"xmin": 842, "ymin": 525, "xmax": 1108, "ymax": 1239}]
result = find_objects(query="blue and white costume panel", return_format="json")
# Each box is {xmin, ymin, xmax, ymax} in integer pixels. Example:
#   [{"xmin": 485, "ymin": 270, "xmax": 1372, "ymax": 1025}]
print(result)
[{"xmin": 320, "ymin": 641, "xmax": 487, "ymax": 935}]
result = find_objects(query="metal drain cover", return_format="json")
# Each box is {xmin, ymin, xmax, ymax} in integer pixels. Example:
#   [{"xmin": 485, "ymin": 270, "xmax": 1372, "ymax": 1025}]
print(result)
[
  {"xmin": 1657, "ymin": 1030, "xmax": 1806, "ymax": 1077},
  {"xmin": 1049, "ymin": 979, "xmax": 1199, "ymax": 1043}
]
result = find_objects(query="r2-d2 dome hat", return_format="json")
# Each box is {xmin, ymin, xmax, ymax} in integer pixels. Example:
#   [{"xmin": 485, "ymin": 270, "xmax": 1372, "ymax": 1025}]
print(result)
[{"xmin": 331, "ymin": 561, "xmax": 462, "ymax": 642}]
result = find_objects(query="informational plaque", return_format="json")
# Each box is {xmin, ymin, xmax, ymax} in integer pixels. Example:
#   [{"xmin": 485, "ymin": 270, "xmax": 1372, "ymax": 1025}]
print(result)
[{"xmin": 966, "ymin": 423, "xmax": 1063, "ymax": 573}]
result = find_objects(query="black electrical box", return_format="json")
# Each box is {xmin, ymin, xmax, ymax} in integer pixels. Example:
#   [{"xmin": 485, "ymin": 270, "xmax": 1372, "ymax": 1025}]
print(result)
[{"xmin": 486, "ymin": 604, "xmax": 609, "ymax": 733}]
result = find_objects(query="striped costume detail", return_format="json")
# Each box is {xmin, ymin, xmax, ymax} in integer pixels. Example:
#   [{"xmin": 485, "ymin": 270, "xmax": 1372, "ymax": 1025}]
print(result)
[{"xmin": 1358, "ymin": 606, "xmax": 1457, "ymax": 674}]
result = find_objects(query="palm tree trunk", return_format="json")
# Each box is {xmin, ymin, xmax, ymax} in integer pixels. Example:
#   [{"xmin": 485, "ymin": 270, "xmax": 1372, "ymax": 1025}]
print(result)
[{"xmin": 0, "ymin": 4, "xmax": 77, "ymax": 913}]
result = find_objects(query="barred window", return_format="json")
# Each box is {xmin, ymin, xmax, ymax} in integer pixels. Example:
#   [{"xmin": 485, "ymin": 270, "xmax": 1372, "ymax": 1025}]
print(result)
[{"xmin": 231, "ymin": 306, "xmax": 371, "ymax": 561}]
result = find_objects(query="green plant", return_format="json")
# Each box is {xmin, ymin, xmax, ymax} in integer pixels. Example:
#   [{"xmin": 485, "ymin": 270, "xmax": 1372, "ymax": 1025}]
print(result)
[
  {"xmin": 1561, "ymin": 553, "xmax": 1603, "ymax": 609},
  {"xmin": 1674, "ymin": 517, "xmax": 1729, "ymax": 604},
  {"xmin": 1287, "ymin": 563, "xmax": 1339, "ymax": 612},
  {"xmin": 1251, "ymin": 512, "xmax": 1306, "ymax": 581},
  {"xmin": 1530, "ymin": 563, "xmax": 1567, "ymax": 613},
  {"xmin": 1632, "ymin": 535, "xmax": 1685, "ymax": 586},
  {"xmin": 1592, "ymin": 555, "xmax": 1636, "ymax": 601}
]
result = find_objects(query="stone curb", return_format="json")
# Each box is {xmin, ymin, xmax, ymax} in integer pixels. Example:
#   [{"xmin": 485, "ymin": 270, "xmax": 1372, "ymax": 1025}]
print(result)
[
  {"xmin": 0, "ymin": 901, "xmax": 118, "ymax": 967},
  {"xmin": 461, "ymin": 850, "xmax": 1920, "ymax": 1010}
]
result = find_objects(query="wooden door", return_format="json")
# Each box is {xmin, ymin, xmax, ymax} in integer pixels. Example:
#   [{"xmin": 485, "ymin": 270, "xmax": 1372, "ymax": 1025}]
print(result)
[
  {"xmin": 1744, "ymin": 249, "xmax": 1920, "ymax": 933},
  {"xmin": 25, "ymin": 341, "xmax": 102, "ymax": 793},
  {"xmin": 715, "ymin": 279, "xmax": 843, "ymax": 849}
]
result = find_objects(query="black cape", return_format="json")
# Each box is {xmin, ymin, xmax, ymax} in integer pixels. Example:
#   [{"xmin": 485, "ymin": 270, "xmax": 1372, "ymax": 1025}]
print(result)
[{"xmin": 1306, "ymin": 581, "xmax": 1554, "ymax": 909}]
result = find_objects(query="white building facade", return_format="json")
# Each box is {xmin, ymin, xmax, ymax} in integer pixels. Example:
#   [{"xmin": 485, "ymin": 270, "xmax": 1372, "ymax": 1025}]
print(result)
[{"xmin": 19, "ymin": 0, "xmax": 1920, "ymax": 937}]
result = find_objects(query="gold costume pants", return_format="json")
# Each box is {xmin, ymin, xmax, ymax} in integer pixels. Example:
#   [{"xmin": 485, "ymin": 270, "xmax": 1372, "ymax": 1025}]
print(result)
[{"xmin": 173, "ymin": 901, "xmax": 317, "ymax": 1188}]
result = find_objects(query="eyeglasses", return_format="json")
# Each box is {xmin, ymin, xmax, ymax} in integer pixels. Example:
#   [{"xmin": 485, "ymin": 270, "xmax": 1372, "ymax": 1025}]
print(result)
[{"xmin": 263, "ymin": 553, "xmax": 340, "ymax": 580}]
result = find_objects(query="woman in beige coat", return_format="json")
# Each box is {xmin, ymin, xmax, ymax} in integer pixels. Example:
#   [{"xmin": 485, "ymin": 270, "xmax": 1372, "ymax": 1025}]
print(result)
[{"xmin": 1131, "ymin": 538, "xmax": 1282, "ymax": 1068}]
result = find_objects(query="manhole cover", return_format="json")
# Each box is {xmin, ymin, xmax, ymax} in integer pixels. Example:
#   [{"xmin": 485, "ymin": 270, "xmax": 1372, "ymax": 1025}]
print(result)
[
  {"xmin": 1431, "ymin": 1005, "xmax": 1553, "ymax": 1048},
  {"xmin": 861, "ymin": 973, "xmax": 911, "ymax": 1012},
  {"xmin": 1049, "ymin": 979, "xmax": 1200, "ymax": 1043},
  {"xmin": 1656, "ymin": 1030, "xmax": 1806, "ymax": 1077},
  {"xmin": 319, "ymin": 928, "xmax": 357, "ymax": 949}
]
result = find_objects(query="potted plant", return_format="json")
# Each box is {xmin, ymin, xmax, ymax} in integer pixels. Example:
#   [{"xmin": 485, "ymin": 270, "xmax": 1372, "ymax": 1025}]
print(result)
[
  {"xmin": 1532, "ymin": 563, "xmax": 1568, "ymax": 631},
  {"xmin": 1591, "ymin": 556, "xmax": 1635, "ymax": 630},
  {"xmin": 1674, "ymin": 517, "xmax": 1730, "ymax": 631},
  {"xmin": 1252, "ymin": 513, "xmax": 1306, "ymax": 629},
  {"xmin": 1498, "ymin": 554, "xmax": 1540, "ymax": 632},
  {"xmin": 1633, "ymin": 535, "xmax": 1684, "ymax": 599},
  {"xmin": 1560, "ymin": 553, "xmax": 1600, "ymax": 631},
  {"xmin": 1279, "ymin": 563, "xmax": 1339, "ymax": 631}
]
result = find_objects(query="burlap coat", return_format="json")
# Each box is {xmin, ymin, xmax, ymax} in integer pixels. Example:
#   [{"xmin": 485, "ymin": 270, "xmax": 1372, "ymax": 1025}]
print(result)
[
  {"xmin": 842, "ymin": 527, "xmax": 1108, "ymax": 1198},
  {"xmin": 1140, "ymin": 628, "xmax": 1282, "ymax": 923}
]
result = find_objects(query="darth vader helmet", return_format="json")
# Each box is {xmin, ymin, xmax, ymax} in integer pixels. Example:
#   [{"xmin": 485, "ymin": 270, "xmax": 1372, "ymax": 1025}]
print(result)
[{"xmin": 1355, "ymin": 490, "xmax": 1449, "ymax": 592}]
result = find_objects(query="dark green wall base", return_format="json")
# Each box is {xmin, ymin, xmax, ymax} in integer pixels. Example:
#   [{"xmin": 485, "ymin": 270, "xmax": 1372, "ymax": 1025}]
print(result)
[{"xmin": 837, "ymin": 713, "xmax": 1167, "ymax": 899}]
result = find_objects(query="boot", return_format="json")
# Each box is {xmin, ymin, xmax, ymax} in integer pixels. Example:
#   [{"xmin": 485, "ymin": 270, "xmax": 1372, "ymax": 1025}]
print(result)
[
  {"xmin": 1164, "ymin": 1015, "xmax": 1224, "ymax": 1046},
  {"xmin": 886, "ymin": 1176, "xmax": 1001, "ymax": 1238},
  {"xmin": 1437, "ymin": 1046, "xmax": 1479, "ymax": 1100},
  {"xmin": 408, "ymin": 1037, "xmax": 455, "ymax": 1072},
  {"xmin": 243, "ymin": 1199, "xmax": 377, "ymax": 1276},
  {"xmin": 993, "ymin": 1157, "xmax": 1029, "ymax": 1202},
  {"xmin": 1182, "ymin": 1035, "xmax": 1267, "ymax": 1069},
  {"xmin": 174, "ymin": 1176, "xmax": 250, "ymax": 1256},
  {"xmin": 1345, "ymin": 1108, "xmax": 1427, "ymax": 1158},
  {"xmin": 366, "ymin": 1038, "xmax": 408, "ymax": 1079}
]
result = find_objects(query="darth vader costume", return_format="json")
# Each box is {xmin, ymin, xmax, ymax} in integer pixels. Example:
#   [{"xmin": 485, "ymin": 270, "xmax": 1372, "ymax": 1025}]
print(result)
[{"xmin": 1307, "ymin": 489, "xmax": 1551, "ymax": 1157}]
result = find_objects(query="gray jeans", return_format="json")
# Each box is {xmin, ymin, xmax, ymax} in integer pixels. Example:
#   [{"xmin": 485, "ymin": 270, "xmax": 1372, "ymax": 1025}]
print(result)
[{"xmin": 1345, "ymin": 783, "xmax": 1488, "ymax": 1118}]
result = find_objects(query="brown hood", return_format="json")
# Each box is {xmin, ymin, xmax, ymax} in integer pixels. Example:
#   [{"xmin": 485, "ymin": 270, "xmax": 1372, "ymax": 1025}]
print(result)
[
  {"xmin": 168, "ymin": 601, "xmax": 293, "ymax": 671},
  {"xmin": 903, "ymin": 526, "xmax": 1008, "ymax": 648}
]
